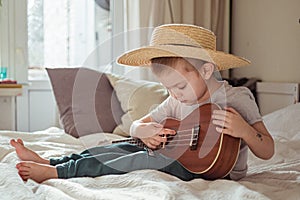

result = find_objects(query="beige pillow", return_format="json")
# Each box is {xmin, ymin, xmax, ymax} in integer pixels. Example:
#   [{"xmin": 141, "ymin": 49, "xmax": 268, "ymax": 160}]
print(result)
[{"xmin": 107, "ymin": 74, "xmax": 169, "ymax": 136}]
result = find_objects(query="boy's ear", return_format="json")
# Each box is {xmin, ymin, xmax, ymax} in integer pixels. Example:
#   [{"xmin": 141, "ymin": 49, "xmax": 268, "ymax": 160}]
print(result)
[{"xmin": 200, "ymin": 63, "xmax": 215, "ymax": 80}]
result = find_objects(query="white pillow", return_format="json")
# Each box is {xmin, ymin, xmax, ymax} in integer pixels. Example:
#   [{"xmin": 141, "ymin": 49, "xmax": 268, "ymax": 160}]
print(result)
[
  {"xmin": 263, "ymin": 103, "xmax": 300, "ymax": 140},
  {"xmin": 107, "ymin": 74, "xmax": 169, "ymax": 136}
]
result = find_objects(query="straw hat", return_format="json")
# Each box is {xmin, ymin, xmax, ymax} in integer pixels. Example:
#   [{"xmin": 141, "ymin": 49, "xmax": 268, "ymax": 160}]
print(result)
[{"xmin": 117, "ymin": 24, "xmax": 250, "ymax": 71}]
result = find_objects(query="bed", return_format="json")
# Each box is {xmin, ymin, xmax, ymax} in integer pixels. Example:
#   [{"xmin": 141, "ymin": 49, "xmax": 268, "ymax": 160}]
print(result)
[{"xmin": 0, "ymin": 68, "xmax": 299, "ymax": 199}]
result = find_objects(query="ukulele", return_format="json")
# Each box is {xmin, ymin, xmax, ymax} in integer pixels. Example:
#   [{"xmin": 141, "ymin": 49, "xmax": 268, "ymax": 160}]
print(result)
[{"xmin": 112, "ymin": 103, "xmax": 241, "ymax": 180}]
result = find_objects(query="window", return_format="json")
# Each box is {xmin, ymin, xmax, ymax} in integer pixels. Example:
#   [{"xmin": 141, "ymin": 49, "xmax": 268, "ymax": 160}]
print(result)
[
  {"xmin": 0, "ymin": 0, "xmax": 126, "ymax": 82},
  {"xmin": 27, "ymin": 0, "xmax": 112, "ymax": 80}
]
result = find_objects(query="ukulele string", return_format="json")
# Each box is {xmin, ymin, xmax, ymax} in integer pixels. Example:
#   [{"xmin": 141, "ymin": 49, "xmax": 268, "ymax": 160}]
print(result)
[
  {"xmin": 114, "ymin": 127, "xmax": 201, "ymax": 142},
  {"xmin": 113, "ymin": 128, "xmax": 205, "ymax": 147},
  {"xmin": 163, "ymin": 131, "xmax": 198, "ymax": 140},
  {"xmin": 114, "ymin": 138, "xmax": 197, "ymax": 147}
]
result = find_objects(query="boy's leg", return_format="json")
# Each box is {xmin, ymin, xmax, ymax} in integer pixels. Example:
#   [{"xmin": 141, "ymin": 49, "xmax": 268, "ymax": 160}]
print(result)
[
  {"xmin": 12, "ymin": 139, "xmax": 196, "ymax": 181},
  {"xmin": 56, "ymin": 148, "xmax": 195, "ymax": 181},
  {"xmin": 16, "ymin": 143, "xmax": 146, "ymax": 182},
  {"xmin": 107, "ymin": 151, "xmax": 196, "ymax": 181},
  {"xmin": 81, "ymin": 143, "xmax": 144, "ymax": 155},
  {"xmin": 159, "ymin": 160, "xmax": 196, "ymax": 181},
  {"xmin": 50, "ymin": 143, "xmax": 144, "ymax": 166}
]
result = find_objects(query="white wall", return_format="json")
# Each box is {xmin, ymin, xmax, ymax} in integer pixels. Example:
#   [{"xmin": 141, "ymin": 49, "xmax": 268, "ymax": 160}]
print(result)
[{"xmin": 231, "ymin": 0, "xmax": 300, "ymax": 83}]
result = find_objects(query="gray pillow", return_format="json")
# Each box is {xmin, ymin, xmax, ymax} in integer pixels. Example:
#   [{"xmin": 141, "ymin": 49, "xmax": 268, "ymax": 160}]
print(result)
[{"xmin": 47, "ymin": 68, "xmax": 124, "ymax": 138}]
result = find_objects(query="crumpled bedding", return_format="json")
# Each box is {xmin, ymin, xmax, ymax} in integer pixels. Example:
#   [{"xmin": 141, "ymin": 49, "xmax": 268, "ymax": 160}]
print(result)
[{"xmin": 1, "ymin": 103, "xmax": 300, "ymax": 200}]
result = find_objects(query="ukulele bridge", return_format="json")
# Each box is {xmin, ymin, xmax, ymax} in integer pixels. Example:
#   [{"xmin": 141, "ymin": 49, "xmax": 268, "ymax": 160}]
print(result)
[{"xmin": 190, "ymin": 125, "xmax": 200, "ymax": 150}]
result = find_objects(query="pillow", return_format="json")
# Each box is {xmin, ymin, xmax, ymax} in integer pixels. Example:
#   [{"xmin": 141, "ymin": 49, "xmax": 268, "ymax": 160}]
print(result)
[
  {"xmin": 107, "ymin": 74, "xmax": 169, "ymax": 136},
  {"xmin": 47, "ymin": 68, "xmax": 124, "ymax": 138},
  {"xmin": 263, "ymin": 103, "xmax": 300, "ymax": 140}
]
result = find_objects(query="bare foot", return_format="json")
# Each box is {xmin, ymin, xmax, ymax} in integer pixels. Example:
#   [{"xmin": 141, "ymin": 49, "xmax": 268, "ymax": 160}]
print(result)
[
  {"xmin": 10, "ymin": 139, "xmax": 49, "ymax": 164},
  {"xmin": 16, "ymin": 161, "xmax": 58, "ymax": 183}
]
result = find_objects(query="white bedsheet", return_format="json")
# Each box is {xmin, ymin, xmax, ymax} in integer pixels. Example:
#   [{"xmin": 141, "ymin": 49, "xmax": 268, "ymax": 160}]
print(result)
[{"xmin": 1, "ymin": 104, "xmax": 300, "ymax": 200}]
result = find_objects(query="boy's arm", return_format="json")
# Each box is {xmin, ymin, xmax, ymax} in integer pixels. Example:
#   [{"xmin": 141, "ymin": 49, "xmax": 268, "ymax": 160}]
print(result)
[
  {"xmin": 212, "ymin": 107, "xmax": 274, "ymax": 160},
  {"xmin": 242, "ymin": 121, "xmax": 274, "ymax": 160}
]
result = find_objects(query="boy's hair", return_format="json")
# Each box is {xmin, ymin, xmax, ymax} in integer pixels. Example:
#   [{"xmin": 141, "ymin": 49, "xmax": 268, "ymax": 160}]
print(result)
[{"xmin": 150, "ymin": 57, "xmax": 207, "ymax": 76}]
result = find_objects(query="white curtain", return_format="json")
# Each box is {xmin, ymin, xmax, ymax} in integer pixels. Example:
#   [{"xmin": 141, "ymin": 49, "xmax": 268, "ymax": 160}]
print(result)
[{"xmin": 122, "ymin": 0, "xmax": 231, "ymax": 80}]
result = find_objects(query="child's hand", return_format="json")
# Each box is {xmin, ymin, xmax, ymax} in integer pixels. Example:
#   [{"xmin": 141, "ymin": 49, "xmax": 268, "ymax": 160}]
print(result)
[
  {"xmin": 140, "ymin": 130, "xmax": 174, "ymax": 149},
  {"xmin": 212, "ymin": 107, "xmax": 251, "ymax": 139},
  {"xmin": 130, "ymin": 121, "xmax": 176, "ymax": 149}
]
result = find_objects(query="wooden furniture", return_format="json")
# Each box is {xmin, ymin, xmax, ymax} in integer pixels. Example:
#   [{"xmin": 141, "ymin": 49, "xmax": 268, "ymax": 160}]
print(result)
[{"xmin": 256, "ymin": 82, "xmax": 299, "ymax": 115}]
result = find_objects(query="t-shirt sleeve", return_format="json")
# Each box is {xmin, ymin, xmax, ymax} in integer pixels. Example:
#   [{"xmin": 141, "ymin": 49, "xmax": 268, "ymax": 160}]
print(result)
[
  {"xmin": 149, "ymin": 96, "xmax": 175, "ymax": 123},
  {"xmin": 228, "ymin": 87, "xmax": 262, "ymax": 125}
]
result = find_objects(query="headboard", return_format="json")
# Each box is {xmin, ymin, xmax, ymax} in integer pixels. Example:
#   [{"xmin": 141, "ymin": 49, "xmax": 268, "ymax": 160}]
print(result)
[{"xmin": 256, "ymin": 82, "xmax": 299, "ymax": 115}]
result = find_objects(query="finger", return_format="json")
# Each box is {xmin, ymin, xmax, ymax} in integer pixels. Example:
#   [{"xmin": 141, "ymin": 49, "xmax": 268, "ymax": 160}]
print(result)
[
  {"xmin": 212, "ymin": 113, "xmax": 227, "ymax": 121},
  {"xmin": 212, "ymin": 119, "xmax": 227, "ymax": 127},
  {"xmin": 143, "ymin": 139, "xmax": 157, "ymax": 148},
  {"xmin": 161, "ymin": 128, "xmax": 176, "ymax": 135},
  {"xmin": 213, "ymin": 111, "xmax": 231, "ymax": 122},
  {"xmin": 220, "ymin": 128, "xmax": 237, "ymax": 138},
  {"xmin": 149, "ymin": 138, "xmax": 161, "ymax": 146},
  {"xmin": 216, "ymin": 127, "xmax": 231, "ymax": 136},
  {"xmin": 215, "ymin": 126, "xmax": 223, "ymax": 133},
  {"xmin": 155, "ymin": 135, "xmax": 167, "ymax": 143},
  {"xmin": 212, "ymin": 118, "xmax": 231, "ymax": 128},
  {"xmin": 214, "ymin": 111, "xmax": 235, "ymax": 124},
  {"xmin": 147, "ymin": 142, "xmax": 157, "ymax": 149},
  {"xmin": 213, "ymin": 110, "xmax": 227, "ymax": 116}
]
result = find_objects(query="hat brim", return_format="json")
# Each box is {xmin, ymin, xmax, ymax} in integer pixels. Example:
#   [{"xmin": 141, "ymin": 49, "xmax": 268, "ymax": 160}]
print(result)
[{"xmin": 117, "ymin": 45, "xmax": 250, "ymax": 71}]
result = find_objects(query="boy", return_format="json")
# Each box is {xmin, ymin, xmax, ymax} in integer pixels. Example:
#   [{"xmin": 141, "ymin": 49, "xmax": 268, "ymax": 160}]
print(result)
[{"xmin": 11, "ymin": 24, "xmax": 274, "ymax": 183}]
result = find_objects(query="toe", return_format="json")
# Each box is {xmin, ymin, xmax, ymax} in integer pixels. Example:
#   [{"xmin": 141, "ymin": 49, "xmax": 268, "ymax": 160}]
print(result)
[
  {"xmin": 21, "ymin": 175, "xmax": 29, "ymax": 181},
  {"xmin": 19, "ymin": 170, "xmax": 30, "ymax": 176},
  {"xmin": 16, "ymin": 163, "xmax": 21, "ymax": 169},
  {"xmin": 18, "ymin": 165, "xmax": 30, "ymax": 172},
  {"xmin": 17, "ymin": 138, "xmax": 24, "ymax": 145},
  {"xmin": 10, "ymin": 139, "xmax": 17, "ymax": 147},
  {"xmin": 17, "ymin": 161, "xmax": 31, "ymax": 169}
]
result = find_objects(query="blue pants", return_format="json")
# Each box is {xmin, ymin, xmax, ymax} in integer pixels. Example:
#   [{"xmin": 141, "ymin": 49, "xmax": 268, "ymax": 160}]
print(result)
[{"xmin": 50, "ymin": 143, "xmax": 201, "ymax": 181}]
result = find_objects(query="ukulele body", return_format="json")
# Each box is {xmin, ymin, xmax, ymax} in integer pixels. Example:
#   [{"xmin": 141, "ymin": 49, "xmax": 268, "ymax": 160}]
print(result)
[{"xmin": 157, "ymin": 103, "xmax": 240, "ymax": 179}]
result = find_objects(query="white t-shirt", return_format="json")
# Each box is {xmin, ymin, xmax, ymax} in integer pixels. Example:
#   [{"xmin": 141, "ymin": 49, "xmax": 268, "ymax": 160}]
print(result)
[{"xmin": 149, "ymin": 81, "xmax": 262, "ymax": 180}]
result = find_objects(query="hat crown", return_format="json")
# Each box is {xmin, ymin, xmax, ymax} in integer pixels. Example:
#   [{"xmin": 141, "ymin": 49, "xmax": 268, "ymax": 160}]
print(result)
[
  {"xmin": 150, "ymin": 24, "xmax": 216, "ymax": 50},
  {"xmin": 117, "ymin": 24, "xmax": 250, "ymax": 70}
]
